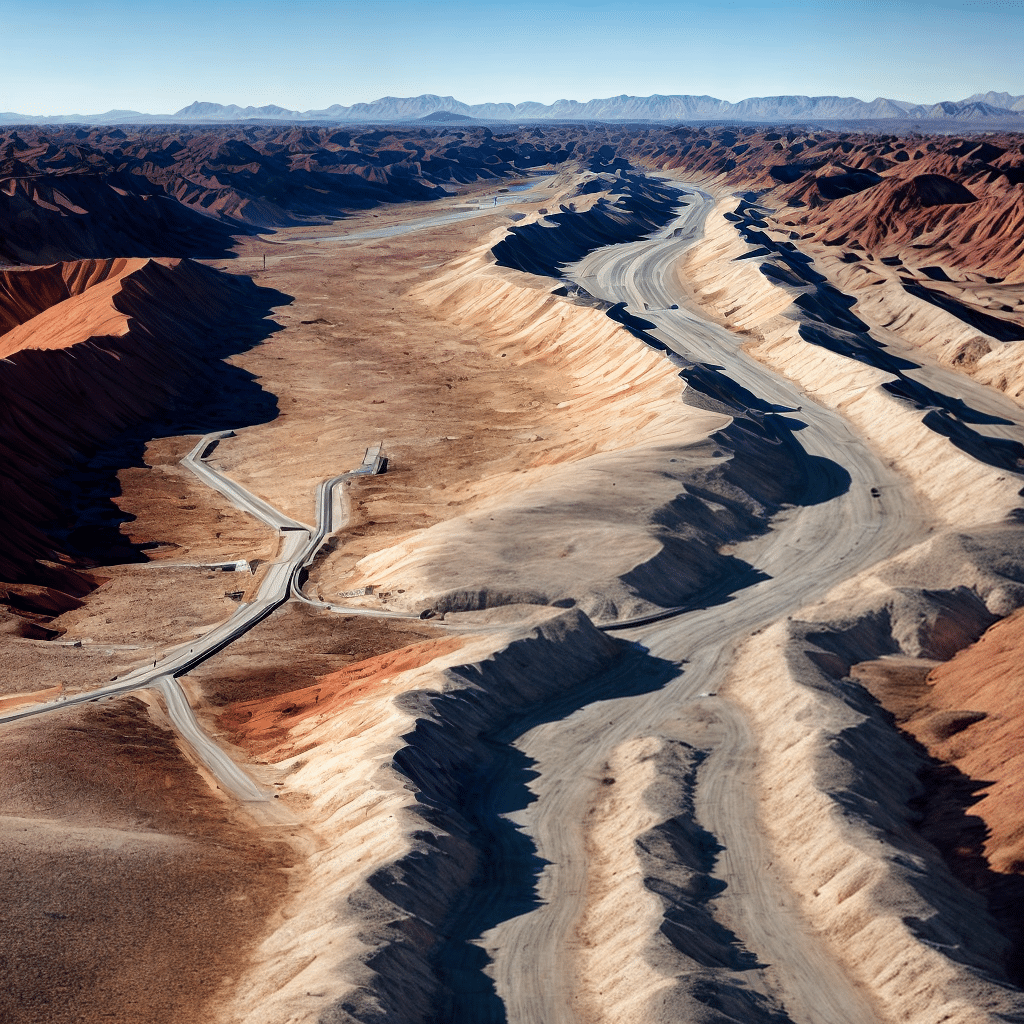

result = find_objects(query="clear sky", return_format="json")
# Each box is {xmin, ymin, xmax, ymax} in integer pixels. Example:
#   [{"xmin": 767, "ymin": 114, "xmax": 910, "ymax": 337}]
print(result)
[{"xmin": 3, "ymin": 0, "xmax": 1022, "ymax": 115}]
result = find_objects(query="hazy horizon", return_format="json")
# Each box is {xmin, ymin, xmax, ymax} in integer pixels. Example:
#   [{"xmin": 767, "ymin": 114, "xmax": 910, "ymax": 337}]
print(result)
[
  {"xmin": 6, "ymin": 87, "xmax": 1023, "ymax": 120},
  {"xmin": 4, "ymin": 0, "xmax": 1022, "ymax": 117}
]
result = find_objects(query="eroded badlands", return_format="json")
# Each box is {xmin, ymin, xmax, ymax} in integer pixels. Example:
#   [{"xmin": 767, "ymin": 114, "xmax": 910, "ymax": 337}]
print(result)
[{"xmin": 2, "ymin": 123, "xmax": 1024, "ymax": 1024}]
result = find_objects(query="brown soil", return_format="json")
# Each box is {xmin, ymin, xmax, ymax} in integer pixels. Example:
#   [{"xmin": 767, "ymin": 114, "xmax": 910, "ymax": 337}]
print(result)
[
  {"xmin": 1, "ymin": 636, "xmax": 163, "ymax": 700},
  {"xmin": 116, "ymin": 435, "xmax": 282, "ymax": 566},
  {"xmin": 207, "ymin": 195, "xmax": 566, "ymax": 524},
  {"xmin": 0, "ymin": 697, "xmax": 293, "ymax": 1024},
  {"xmin": 853, "ymin": 628, "xmax": 1024, "ymax": 982},
  {"xmin": 219, "ymin": 633, "xmax": 467, "ymax": 757},
  {"xmin": 856, "ymin": 609, "xmax": 1024, "ymax": 878},
  {"xmin": 188, "ymin": 601, "xmax": 445, "ymax": 709}
]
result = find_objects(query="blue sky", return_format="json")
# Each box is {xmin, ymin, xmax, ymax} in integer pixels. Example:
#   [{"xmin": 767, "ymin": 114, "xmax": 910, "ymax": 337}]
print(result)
[{"xmin": 3, "ymin": 0, "xmax": 1022, "ymax": 114}]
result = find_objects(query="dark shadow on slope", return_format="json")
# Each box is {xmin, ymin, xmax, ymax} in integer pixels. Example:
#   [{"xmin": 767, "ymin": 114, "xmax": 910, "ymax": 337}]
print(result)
[
  {"xmin": 56, "ymin": 352, "xmax": 282, "ymax": 567},
  {"xmin": 606, "ymin": 300, "xmax": 659, "ymax": 338},
  {"xmin": 596, "ymin": 304, "xmax": 854, "ymax": 512},
  {"xmin": 638, "ymin": 740, "xmax": 796, "ymax": 1022},
  {"xmin": 613, "ymin": 545, "xmax": 771, "ymax": 629},
  {"xmin": 882, "ymin": 377, "xmax": 1013, "ymax": 426},
  {"xmin": 680, "ymin": 361, "xmax": 804, "ymax": 415},
  {"xmin": 492, "ymin": 171, "xmax": 683, "ymax": 278},
  {"xmin": 0, "ymin": 266, "xmax": 289, "ymax": 590},
  {"xmin": 902, "ymin": 281, "xmax": 1024, "ymax": 343},
  {"xmin": 424, "ymin": 644, "xmax": 680, "ymax": 1023},
  {"xmin": 911, "ymin": 752, "xmax": 1024, "ymax": 988},
  {"xmin": 785, "ymin": 578, "xmax": 1024, "ymax": 994},
  {"xmin": 428, "ymin": 742, "xmax": 543, "ymax": 1023},
  {"xmin": 836, "ymin": 689, "xmax": 1024, "ymax": 990},
  {"xmin": 798, "ymin": 320, "xmax": 916, "ymax": 374},
  {"xmin": 0, "ymin": 174, "xmax": 257, "ymax": 263},
  {"xmin": 921, "ymin": 411, "xmax": 1024, "ymax": 474},
  {"xmin": 679, "ymin": 367, "xmax": 852, "ymax": 508}
]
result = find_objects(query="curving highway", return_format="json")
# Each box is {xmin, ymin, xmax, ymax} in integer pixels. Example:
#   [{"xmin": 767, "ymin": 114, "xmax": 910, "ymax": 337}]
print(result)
[
  {"xmin": 0, "ymin": 433, "xmax": 389, "ymax": 800},
  {"xmin": 288, "ymin": 448, "xmax": 420, "ymax": 619}
]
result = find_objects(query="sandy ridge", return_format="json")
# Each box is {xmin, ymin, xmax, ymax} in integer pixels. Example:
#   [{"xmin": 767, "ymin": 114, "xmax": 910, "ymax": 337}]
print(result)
[
  {"xmin": 676, "ymin": 196, "xmax": 1024, "ymax": 527},
  {"xmin": 662, "ymin": 186, "xmax": 1024, "ymax": 1019}
]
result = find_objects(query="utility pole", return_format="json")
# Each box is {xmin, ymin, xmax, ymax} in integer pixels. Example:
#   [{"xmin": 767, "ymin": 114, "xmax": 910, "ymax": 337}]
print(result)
[{"xmin": 263, "ymin": 253, "xmax": 266, "ymax": 271}]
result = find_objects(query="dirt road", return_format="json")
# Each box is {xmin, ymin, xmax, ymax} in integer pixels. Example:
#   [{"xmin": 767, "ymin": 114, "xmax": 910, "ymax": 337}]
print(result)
[{"xmin": 480, "ymin": 188, "xmax": 931, "ymax": 1023}]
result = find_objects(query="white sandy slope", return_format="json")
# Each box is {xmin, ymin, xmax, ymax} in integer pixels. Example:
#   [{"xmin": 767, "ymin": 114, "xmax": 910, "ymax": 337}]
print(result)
[
  {"xmin": 341, "ymin": 229, "xmax": 740, "ymax": 621},
  {"xmin": 221, "ymin": 626, "xmax": 502, "ymax": 1024},
  {"xmin": 677, "ymin": 199, "xmax": 1024, "ymax": 527},
  {"xmin": 813, "ymin": 251, "xmax": 1024, "ymax": 403},
  {"xmin": 573, "ymin": 735, "xmax": 674, "ymax": 1021}
]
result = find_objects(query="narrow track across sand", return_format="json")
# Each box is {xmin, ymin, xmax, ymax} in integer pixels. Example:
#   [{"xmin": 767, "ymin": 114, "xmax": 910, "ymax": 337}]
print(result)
[{"xmin": 480, "ymin": 187, "xmax": 931, "ymax": 1023}]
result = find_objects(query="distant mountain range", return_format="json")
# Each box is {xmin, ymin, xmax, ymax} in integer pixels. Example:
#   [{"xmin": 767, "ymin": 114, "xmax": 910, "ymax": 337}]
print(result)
[{"xmin": 3, "ymin": 92, "xmax": 1023, "ymax": 125}]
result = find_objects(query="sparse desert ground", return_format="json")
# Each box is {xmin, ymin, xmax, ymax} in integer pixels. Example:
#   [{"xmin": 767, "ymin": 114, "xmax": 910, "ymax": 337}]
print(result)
[{"xmin": 2, "ymin": 122, "xmax": 1024, "ymax": 1023}]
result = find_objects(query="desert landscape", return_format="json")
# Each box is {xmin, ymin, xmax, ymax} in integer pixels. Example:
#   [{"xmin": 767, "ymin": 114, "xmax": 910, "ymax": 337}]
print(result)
[{"xmin": 2, "ymin": 111, "xmax": 1024, "ymax": 1024}]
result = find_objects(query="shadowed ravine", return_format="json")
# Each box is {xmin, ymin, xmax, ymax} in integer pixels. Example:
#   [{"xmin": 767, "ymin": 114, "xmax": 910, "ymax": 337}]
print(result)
[{"xmin": 429, "ymin": 647, "xmax": 680, "ymax": 1023}]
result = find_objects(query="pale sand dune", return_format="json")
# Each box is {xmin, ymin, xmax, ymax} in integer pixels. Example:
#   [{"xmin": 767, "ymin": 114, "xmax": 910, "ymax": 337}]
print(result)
[{"xmin": 573, "ymin": 736, "xmax": 674, "ymax": 1023}]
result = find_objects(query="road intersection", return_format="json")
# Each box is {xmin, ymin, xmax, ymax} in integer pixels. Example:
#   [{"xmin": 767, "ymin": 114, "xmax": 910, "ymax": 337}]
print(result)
[{"xmin": 0, "ymin": 432, "xmax": 387, "ymax": 800}]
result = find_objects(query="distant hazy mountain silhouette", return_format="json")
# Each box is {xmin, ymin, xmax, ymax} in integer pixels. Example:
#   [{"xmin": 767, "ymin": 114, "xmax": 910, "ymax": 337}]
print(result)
[{"xmin": 3, "ymin": 92, "xmax": 1023, "ymax": 125}]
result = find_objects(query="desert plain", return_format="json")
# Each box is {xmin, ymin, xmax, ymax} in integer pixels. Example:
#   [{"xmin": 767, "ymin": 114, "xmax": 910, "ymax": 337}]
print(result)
[{"xmin": 1, "ymin": 120, "xmax": 1024, "ymax": 1024}]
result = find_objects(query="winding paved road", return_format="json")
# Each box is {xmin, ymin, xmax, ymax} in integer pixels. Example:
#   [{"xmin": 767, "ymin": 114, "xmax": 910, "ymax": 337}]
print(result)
[
  {"xmin": 289, "ymin": 449, "xmax": 419, "ymax": 619},
  {"xmin": 0, "ymin": 433, "xmax": 387, "ymax": 800}
]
